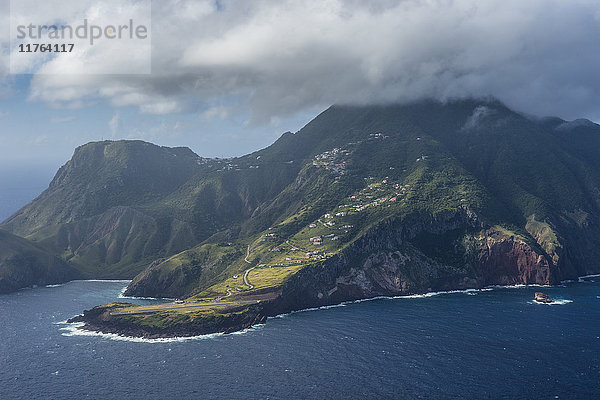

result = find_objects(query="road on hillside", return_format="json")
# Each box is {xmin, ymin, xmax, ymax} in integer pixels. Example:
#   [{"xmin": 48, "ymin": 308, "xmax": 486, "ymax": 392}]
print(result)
[
  {"xmin": 244, "ymin": 267, "xmax": 256, "ymax": 289},
  {"xmin": 245, "ymin": 245, "xmax": 252, "ymax": 263}
]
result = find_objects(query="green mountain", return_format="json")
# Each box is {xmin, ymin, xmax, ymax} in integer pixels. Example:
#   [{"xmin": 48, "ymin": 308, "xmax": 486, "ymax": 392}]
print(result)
[
  {"xmin": 2, "ymin": 140, "xmax": 300, "ymax": 278},
  {"xmin": 5, "ymin": 99, "xmax": 600, "ymax": 336},
  {"xmin": 0, "ymin": 229, "xmax": 78, "ymax": 293}
]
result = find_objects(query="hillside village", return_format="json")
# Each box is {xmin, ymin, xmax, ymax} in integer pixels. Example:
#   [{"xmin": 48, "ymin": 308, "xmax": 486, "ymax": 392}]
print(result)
[
  {"xmin": 194, "ymin": 132, "xmax": 396, "ymax": 175},
  {"xmin": 311, "ymin": 132, "xmax": 390, "ymax": 177},
  {"xmin": 247, "ymin": 174, "xmax": 413, "ymax": 272},
  {"xmin": 192, "ymin": 133, "xmax": 431, "ymax": 298}
]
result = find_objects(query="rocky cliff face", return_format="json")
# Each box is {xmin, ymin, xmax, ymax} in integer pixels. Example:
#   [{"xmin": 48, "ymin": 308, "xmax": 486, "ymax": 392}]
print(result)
[
  {"xmin": 475, "ymin": 229, "xmax": 554, "ymax": 285},
  {"xmin": 264, "ymin": 210, "xmax": 557, "ymax": 315}
]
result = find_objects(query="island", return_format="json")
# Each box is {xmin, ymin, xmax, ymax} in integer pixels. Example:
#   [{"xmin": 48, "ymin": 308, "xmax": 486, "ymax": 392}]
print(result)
[{"xmin": 4, "ymin": 99, "xmax": 600, "ymax": 337}]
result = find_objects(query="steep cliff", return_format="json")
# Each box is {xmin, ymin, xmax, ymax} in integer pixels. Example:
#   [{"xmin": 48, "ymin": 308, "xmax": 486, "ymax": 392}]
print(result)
[
  {"xmin": 263, "ymin": 210, "xmax": 556, "ymax": 315},
  {"xmin": 0, "ymin": 230, "xmax": 78, "ymax": 293}
]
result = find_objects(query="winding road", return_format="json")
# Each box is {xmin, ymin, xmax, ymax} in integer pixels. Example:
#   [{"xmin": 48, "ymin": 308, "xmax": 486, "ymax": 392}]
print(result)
[
  {"xmin": 243, "ymin": 267, "xmax": 256, "ymax": 289},
  {"xmin": 244, "ymin": 245, "xmax": 252, "ymax": 264},
  {"xmin": 216, "ymin": 245, "xmax": 256, "ymax": 299},
  {"xmin": 241, "ymin": 244, "xmax": 257, "ymax": 289}
]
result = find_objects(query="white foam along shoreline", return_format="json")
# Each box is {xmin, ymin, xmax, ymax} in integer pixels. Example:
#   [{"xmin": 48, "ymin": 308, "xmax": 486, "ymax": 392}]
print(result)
[
  {"xmin": 529, "ymin": 299, "xmax": 573, "ymax": 306},
  {"xmin": 58, "ymin": 321, "xmax": 225, "ymax": 343},
  {"xmin": 57, "ymin": 320, "xmax": 265, "ymax": 343},
  {"xmin": 269, "ymin": 281, "xmax": 581, "ymax": 319},
  {"xmin": 276, "ymin": 273, "xmax": 600, "ymax": 318},
  {"xmin": 117, "ymin": 284, "xmax": 175, "ymax": 301},
  {"xmin": 270, "ymin": 288, "xmax": 496, "ymax": 319},
  {"xmin": 578, "ymin": 273, "xmax": 600, "ymax": 282},
  {"xmin": 59, "ymin": 274, "xmax": 597, "ymax": 342}
]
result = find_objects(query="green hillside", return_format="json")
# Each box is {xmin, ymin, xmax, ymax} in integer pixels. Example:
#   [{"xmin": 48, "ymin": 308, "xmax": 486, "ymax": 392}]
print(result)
[
  {"xmin": 5, "ymin": 99, "xmax": 600, "ymax": 335},
  {"xmin": 0, "ymin": 229, "xmax": 78, "ymax": 293},
  {"xmin": 2, "ymin": 140, "xmax": 301, "ymax": 278}
]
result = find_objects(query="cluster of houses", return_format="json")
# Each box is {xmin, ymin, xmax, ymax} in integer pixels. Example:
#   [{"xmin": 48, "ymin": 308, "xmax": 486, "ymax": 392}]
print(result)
[
  {"xmin": 192, "ymin": 155, "xmax": 273, "ymax": 172},
  {"xmin": 305, "ymin": 250, "xmax": 328, "ymax": 260},
  {"xmin": 312, "ymin": 147, "xmax": 350, "ymax": 176},
  {"xmin": 337, "ymin": 179, "xmax": 410, "ymax": 214},
  {"xmin": 309, "ymin": 236, "xmax": 322, "ymax": 245},
  {"xmin": 196, "ymin": 157, "xmax": 212, "ymax": 165},
  {"xmin": 195, "ymin": 157, "xmax": 247, "ymax": 172},
  {"xmin": 309, "ymin": 233, "xmax": 340, "ymax": 246},
  {"xmin": 200, "ymin": 132, "xmax": 394, "ymax": 176},
  {"xmin": 218, "ymin": 163, "xmax": 242, "ymax": 171}
]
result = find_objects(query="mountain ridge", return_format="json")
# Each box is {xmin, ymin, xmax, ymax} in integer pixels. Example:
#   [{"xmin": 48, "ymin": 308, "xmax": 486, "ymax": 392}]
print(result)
[{"xmin": 4, "ymin": 98, "xmax": 600, "ymax": 335}]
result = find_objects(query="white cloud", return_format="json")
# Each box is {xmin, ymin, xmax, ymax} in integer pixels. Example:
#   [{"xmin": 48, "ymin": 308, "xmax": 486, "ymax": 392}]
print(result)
[
  {"xmin": 139, "ymin": 101, "xmax": 181, "ymax": 115},
  {"xmin": 32, "ymin": 135, "xmax": 49, "ymax": 145},
  {"xmin": 9, "ymin": 0, "xmax": 151, "ymax": 75},
  {"xmin": 462, "ymin": 106, "xmax": 495, "ymax": 131},
  {"xmin": 3, "ymin": 0, "xmax": 600, "ymax": 122},
  {"xmin": 108, "ymin": 112, "xmax": 119, "ymax": 137},
  {"xmin": 201, "ymin": 106, "xmax": 230, "ymax": 121}
]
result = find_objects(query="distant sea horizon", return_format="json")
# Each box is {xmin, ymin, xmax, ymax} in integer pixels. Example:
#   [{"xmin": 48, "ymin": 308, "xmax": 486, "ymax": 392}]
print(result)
[{"xmin": 0, "ymin": 166, "xmax": 54, "ymax": 222}]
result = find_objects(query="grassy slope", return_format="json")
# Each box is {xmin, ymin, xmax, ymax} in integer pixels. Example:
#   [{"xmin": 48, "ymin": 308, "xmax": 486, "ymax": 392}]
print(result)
[
  {"xmin": 0, "ymin": 229, "xmax": 78, "ymax": 293},
  {"xmin": 6, "ymin": 99, "xmax": 600, "ymax": 321}
]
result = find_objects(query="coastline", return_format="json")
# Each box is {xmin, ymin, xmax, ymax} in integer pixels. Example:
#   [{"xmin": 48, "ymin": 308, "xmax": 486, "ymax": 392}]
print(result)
[{"xmin": 65, "ymin": 278, "xmax": 587, "ymax": 342}]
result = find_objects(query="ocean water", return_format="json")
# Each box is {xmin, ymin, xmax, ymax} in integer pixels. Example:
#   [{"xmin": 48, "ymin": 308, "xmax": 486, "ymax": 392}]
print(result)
[
  {"xmin": 0, "ymin": 280, "xmax": 599, "ymax": 399},
  {"xmin": 0, "ymin": 168, "xmax": 53, "ymax": 222}
]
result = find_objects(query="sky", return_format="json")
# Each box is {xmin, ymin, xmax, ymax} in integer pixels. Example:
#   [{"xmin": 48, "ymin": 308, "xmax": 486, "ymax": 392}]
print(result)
[{"xmin": 1, "ymin": 0, "xmax": 600, "ymax": 173}]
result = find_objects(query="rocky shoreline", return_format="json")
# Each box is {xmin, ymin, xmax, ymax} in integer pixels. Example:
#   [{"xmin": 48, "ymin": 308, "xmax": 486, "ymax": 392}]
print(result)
[
  {"xmin": 68, "ymin": 315, "xmax": 267, "ymax": 339},
  {"xmin": 67, "ymin": 280, "xmax": 564, "ymax": 339}
]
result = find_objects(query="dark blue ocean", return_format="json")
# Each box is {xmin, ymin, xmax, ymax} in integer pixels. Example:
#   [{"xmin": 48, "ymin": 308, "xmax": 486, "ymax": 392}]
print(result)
[
  {"xmin": 0, "ymin": 279, "xmax": 598, "ymax": 400},
  {"xmin": 0, "ymin": 167, "xmax": 53, "ymax": 222}
]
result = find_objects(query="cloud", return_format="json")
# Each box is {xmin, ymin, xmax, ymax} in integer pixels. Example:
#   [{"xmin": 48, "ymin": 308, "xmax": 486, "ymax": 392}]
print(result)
[
  {"xmin": 5, "ymin": 0, "xmax": 600, "ymax": 122},
  {"xmin": 109, "ymin": 112, "xmax": 119, "ymax": 137},
  {"xmin": 201, "ymin": 106, "xmax": 230, "ymax": 121},
  {"xmin": 32, "ymin": 135, "xmax": 49, "ymax": 145},
  {"xmin": 462, "ymin": 106, "xmax": 495, "ymax": 131}
]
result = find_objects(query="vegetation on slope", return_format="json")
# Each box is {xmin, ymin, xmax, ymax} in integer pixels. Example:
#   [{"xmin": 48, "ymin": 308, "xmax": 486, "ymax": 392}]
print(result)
[
  {"xmin": 0, "ymin": 229, "xmax": 78, "ymax": 293},
  {"xmin": 6, "ymin": 99, "xmax": 600, "ymax": 334}
]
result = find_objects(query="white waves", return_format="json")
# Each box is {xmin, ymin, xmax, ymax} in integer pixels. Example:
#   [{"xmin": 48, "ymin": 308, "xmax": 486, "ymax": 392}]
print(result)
[{"xmin": 57, "ymin": 321, "xmax": 225, "ymax": 343}]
